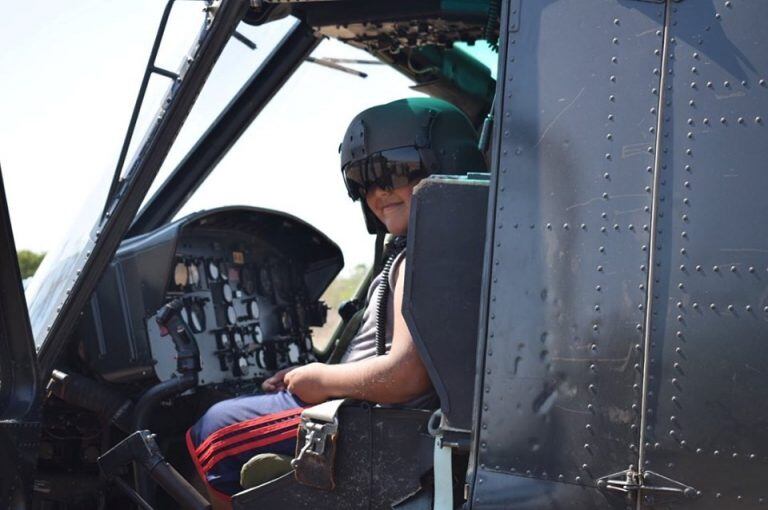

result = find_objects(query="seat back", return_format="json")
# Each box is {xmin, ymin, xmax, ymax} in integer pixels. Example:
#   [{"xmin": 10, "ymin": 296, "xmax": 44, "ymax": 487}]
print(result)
[{"xmin": 402, "ymin": 174, "xmax": 489, "ymax": 431}]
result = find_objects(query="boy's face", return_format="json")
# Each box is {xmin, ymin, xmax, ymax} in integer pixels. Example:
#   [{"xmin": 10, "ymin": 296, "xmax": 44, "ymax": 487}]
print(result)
[{"xmin": 365, "ymin": 182, "xmax": 419, "ymax": 236}]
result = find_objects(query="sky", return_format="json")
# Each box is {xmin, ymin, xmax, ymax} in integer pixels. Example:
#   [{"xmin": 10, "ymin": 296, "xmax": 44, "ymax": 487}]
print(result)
[
  {"xmin": 0, "ymin": 1, "xmax": 495, "ymax": 274},
  {"xmin": 0, "ymin": 2, "xmax": 410, "ymax": 272}
]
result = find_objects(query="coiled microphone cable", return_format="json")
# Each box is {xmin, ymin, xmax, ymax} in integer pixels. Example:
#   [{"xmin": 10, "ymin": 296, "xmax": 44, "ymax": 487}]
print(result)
[{"xmin": 375, "ymin": 236, "xmax": 407, "ymax": 356}]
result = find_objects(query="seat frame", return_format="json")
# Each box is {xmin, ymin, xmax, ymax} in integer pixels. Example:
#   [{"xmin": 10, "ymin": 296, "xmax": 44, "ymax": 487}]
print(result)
[{"xmin": 232, "ymin": 405, "xmax": 435, "ymax": 510}]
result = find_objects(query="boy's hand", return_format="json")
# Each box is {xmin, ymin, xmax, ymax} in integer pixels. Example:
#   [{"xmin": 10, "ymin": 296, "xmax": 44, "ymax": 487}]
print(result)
[
  {"xmin": 261, "ymin": 366, "xmax": 298, "ymax": 393},
  {"xmin": 283, "ymin": 363, "xmax": 329, "ymax": 404}
]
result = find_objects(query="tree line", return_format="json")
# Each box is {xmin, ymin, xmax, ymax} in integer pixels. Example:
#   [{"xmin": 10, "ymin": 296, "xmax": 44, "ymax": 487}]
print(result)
[{"xmin": 17, "ymin": 250, "xmax": 45, "ymax": 279}]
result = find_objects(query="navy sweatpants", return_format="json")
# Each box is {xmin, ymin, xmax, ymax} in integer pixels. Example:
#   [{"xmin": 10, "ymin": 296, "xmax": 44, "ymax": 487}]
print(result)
[{"xmin": 186, "ymin": 391, "xmax": 306, "ymax": 498}]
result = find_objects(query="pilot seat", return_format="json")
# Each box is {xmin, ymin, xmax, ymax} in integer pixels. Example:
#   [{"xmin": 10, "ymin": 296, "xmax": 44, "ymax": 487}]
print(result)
[{"xmin": 231, "ymin": 174, "xmax": 489, "ymax": 509}]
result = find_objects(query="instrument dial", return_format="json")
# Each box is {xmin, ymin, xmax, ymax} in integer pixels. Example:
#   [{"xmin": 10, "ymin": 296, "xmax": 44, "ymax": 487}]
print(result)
[
  {"xmin": 208, "ymin": 261, "xmax": 220, "ymax": 281},
  {"xmin": 219, "ymin": 331, "xmax": 230, "ymax": 349},
  {"xmin": 234, "ymin": 331, "xmax": 244, "ymax": 349},
  {"xmin": 219, "ymin": 262, "xmax": 229, "ymax": 281},
  {"xmin": 237, "ymin": 357, "xmax": 249, "ymax": 375},
  {"xmin": 256, "ymin": 350, "xmax": 266, "ymax": 368},
  {"xmin": 248, "ymin": 300, "xmax": 260, "ymax": 320},
  {"xmin": 259, "ymin": 267, "xmax": 272, "ymax": 295},
  {"xmin": 252, "ymin": 326, "xmax": 263, "ymax": 344},
  {"xmin": 174, "ymin": 262, "xmax": 189, "ymax": 287},
  {"xmin": 227, "ymin": 305, "xmax": 237, "ymax": 325},
  {"xmin": 188, "ymin": 263, "xmax": 200, "ymax": 287},
  {"xmin": 304, "ymin": 335, "xmax": 313, "ymax": 352},
  {"xmin": 241, "ymin": 266, "xmax": 255, "ymax": 295},
  {"xmin": 281, "ymin": 311, "xmax": 293, "ymax": 331},
  {"xmin": 180, "ymin": 306, "xmax": 190, "ymax": 324},
  {"xmin": 223, "ymin": 283, "xmax": 234, "ymax": 303},
  {"xmin": 190, "ymin": 305, "xmax": 205, "ymax": 332},
  {"xmin": 288, "ymin": 344, "xmax": 300, "ymax": 364}
]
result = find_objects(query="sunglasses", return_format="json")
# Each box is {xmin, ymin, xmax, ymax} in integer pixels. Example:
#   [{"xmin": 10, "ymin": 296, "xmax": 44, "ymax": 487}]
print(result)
[{"xmin": 342, "ymin": 147, "xmax": 428, "ymax": 200}]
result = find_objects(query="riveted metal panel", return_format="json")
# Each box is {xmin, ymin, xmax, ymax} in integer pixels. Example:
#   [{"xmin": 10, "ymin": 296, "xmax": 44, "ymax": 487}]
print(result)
[
  {"xmin": 472, "ymin": 0, "xmax": 665, "ymax": 505},
  {"xmin": 471, "ymin": 468, "xmax": 629, "ymax": 510},
  {"xmin": 641, "ymin": 2, "xmax": 768, "ymax": 508}
]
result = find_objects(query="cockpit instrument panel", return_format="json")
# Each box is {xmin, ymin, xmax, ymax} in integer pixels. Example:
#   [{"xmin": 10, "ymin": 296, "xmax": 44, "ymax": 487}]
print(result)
[{"xmin": 77, "ymin": 207, "xmax": 343, "ymax": 388}]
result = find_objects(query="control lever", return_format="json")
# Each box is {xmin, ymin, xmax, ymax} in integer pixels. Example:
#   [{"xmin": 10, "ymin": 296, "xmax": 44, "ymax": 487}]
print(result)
[
  {"xmin": 128, "ymin": 299, "xmax": 203, "ymax": 505},
  {"xmin": 99, "ymin": 430, "xmax": 211, "ymax": 510},
  {"xmin": 156, "ymin": 298, "xmax": 202, "ymax": 374}
]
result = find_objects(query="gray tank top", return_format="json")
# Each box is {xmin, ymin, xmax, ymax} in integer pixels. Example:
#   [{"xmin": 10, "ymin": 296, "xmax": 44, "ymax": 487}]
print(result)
[
  {"xmin": 340, "ymin": 250, "xmax": 435, "ymax": 408},
  {"xmin": 340, "ymin": 250, "xmax": 405, "ymax": 364}
]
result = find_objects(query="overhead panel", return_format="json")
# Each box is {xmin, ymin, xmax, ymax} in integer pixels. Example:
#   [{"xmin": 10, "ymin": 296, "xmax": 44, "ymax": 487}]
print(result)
[
  {"xmin": 641, "ymin": 2, "xmax": 768, "ymax": 508},
  {"xmin": 472, "ymin": 0, "xmax": 665, "ymax": 507}
]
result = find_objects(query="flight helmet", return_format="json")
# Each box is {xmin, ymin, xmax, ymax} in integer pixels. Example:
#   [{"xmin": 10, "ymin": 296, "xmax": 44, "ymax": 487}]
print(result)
[{"xmin": 340, "ymin": 97, "xmax": 486, "ymax": 233}]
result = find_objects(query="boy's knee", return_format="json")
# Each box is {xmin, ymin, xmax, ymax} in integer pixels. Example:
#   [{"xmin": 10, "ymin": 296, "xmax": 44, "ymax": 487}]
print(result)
[{"xmin": 190, "ymin": 400, "xmax": 236, "ymax": 444}]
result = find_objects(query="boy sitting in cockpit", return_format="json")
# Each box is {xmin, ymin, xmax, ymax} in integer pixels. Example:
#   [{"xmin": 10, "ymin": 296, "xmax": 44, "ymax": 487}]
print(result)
[{"xmin": 187, "ymin": 97, "xmax": 486, "ymax": 508}]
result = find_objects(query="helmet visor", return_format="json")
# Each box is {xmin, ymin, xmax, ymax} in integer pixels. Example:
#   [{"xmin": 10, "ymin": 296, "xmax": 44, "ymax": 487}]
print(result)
[{"xmin": 343, "ymin": 147, "xmax": 427, "ymax": 200}]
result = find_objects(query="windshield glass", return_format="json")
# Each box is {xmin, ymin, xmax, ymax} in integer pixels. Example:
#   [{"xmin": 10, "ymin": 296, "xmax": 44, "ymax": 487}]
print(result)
[
  {"xmin": 23, "ymin": 10, "xmax": 295, "ymax": 347},
  {"xmin": 455, "ymin": 41, "xmax": 498, "ymax": 80},
  {"xmin": 25, "ymin": 174, "xmax": 110, "ymax": 345},
  {"xmin": 142, "ymin": 17, "xmax": 298, "ymax": 202}
]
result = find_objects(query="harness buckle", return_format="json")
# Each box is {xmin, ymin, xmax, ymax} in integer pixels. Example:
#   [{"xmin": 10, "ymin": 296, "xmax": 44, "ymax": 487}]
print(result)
[
  {"xmin": 292, "ymin": 418, "xmax": 338, "ymax": 464},
  {"xmin": 292, "ymin": 400, "xmax": 348, "ymax": 491}
]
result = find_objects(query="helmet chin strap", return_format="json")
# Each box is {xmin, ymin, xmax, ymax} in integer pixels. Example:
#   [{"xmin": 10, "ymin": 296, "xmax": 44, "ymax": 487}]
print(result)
[
  {"xmin": 361, "ymin": 201, "xmax": 386, "ymax": 234},
  {"xmin": 372, "ymin": 232, "xmax": 386, "ymax": 275}
]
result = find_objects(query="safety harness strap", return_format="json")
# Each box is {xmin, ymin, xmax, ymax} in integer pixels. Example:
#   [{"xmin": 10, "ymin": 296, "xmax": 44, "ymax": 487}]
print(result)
[
  {"xmin": 327, "ymin": 308, "xmax": 366, "ymax": 365},
  {"xmin": 292, "ymin": 399, "xmax": 350, "ymax": 491}
]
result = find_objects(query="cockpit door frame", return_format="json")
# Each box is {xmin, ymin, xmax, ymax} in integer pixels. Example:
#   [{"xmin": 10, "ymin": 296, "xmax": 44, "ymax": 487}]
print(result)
[
  {"xmin": 0, "ymin": 165, "xmax": 38, "ymax": 420},
  {"xmin": 0, "ymin": 165, "xmax": 41, "ymax": 508}
]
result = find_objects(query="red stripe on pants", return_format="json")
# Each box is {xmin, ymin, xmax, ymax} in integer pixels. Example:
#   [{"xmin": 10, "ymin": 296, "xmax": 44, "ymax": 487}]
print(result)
[
  {"xmin": 200, "ymin": 426, "xmax": 300, "ymax": 473},
  {"xmin": 197, "ymin": 417, "xmax": 301, "ymax": 467},
  {"xmin": 195, "ymin": 407, "xmax": 304, "ymax": 456}
]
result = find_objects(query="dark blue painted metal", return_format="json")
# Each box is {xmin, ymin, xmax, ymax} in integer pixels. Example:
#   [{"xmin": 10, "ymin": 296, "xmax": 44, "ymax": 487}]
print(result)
[
  {"xmin": 641, "ymin": 1, "xmax": 768, "ymax": 507},
  {"xmin": 471, "ymin": 0, "xmax": 665, "ymax": 506},
  {"xmin": 0, "ymin": 167, "xmax": 38, "ymax": 418},
  {"xmin": 471, "ymin": 468, "xmax": 629, "ymax": 510},
  {"xmin": 0, "ymin": 166, "xmax": 40, "ymax": 508}
]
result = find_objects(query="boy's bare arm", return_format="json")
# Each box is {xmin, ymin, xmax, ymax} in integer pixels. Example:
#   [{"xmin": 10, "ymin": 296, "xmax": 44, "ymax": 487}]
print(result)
[{"xmin": 284, "ymin": 259, "xmax": 432, "ymax": 404}]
